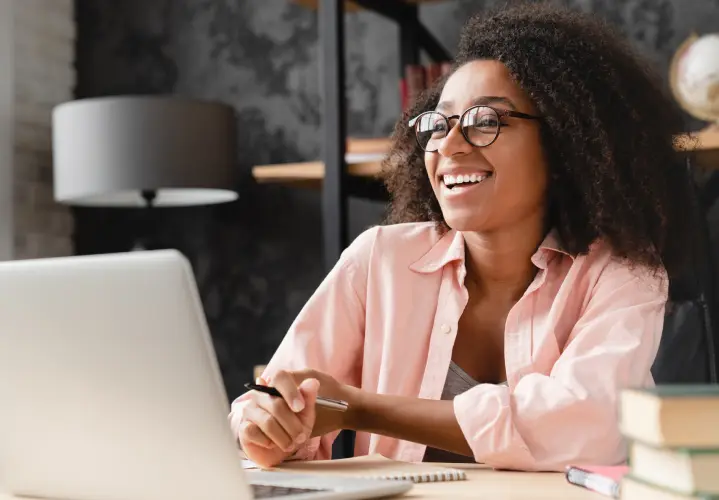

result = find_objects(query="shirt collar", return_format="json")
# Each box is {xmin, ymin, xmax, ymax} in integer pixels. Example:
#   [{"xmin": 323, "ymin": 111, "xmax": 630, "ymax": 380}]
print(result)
[
  {"xmin": 409, "ymin": 228, "xmax": 573, "ymax": 274},
  {"xmin": 409, "ymin": 230, "xmax": 465, "ymax": 274},
  {"xmin": 531, "ymin": 228, "xmax": 573, "ymax": 269}
]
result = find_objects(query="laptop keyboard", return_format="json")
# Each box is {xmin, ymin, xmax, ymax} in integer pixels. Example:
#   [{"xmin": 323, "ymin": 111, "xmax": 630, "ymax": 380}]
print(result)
[{"xmin": 252, "ymin": 483, "xmax": 330, "ymax": 498}]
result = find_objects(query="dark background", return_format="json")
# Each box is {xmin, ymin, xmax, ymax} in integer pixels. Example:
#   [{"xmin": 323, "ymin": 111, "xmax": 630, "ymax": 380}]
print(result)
[{"xmin": 72, "ymin": 0, "xmax": 719, "ymax": 399}]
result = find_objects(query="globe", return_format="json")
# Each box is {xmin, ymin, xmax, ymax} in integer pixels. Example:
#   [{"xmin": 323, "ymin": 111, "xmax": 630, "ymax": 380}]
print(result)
[{"xmin": 670, "ymin": 33, "xmax": 719, "ymax": 123}]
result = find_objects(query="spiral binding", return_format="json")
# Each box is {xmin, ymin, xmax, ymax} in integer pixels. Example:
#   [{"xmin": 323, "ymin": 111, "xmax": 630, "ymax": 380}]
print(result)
[{"xmin": 367, "ymin": 468, "xmax": 467, "ymax": 483}]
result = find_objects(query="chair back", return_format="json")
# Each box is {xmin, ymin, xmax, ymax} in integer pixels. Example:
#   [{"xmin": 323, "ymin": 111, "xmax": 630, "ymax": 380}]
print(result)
[{"xmin": 652, "ymin": 157, "xmax": 719, "ymax": 384}]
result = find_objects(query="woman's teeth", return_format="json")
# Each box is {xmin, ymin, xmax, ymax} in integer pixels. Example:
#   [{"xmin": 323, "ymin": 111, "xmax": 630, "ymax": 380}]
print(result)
[{"xmin": 443, "ymin": 173, "xmax": 491, "ymax": 188}]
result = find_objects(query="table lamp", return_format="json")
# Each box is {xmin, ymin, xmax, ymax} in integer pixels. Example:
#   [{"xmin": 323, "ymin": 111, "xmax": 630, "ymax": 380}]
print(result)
[
  {"xmin": 52, "ymin": 95, "xmax": 238, "ymax": 207},
  {"xmin": 52, "ymin": 95, "xmax": 239, "ymax": 249}
]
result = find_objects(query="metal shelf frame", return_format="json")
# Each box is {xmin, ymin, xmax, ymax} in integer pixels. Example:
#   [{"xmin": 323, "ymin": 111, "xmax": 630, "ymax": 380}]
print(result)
[{"xmin": 317, "ymin": 0, "xmax": 451, "ymax": 458}]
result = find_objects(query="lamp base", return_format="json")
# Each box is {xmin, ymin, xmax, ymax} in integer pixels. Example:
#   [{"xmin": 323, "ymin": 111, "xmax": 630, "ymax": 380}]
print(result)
[{"xmin": 130, "ymin": 191, "xmax": 157, "ymax": 251}]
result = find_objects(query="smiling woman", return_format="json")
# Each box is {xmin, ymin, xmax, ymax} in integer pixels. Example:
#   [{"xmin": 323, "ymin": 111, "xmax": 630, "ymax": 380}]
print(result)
[
  {"xmin": 384, "ymin": 5, "xmax": 691, "ymax": 276},
  {"xmin": 404, "ymin": 60, "xmax": 550, "ymax": 238},
  {"xmin": 229, "ymin": 3, "xmax": 694, "ymax": 472}
]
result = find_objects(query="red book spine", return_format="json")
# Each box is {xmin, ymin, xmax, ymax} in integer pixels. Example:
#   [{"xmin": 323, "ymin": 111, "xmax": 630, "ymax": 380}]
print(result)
[
  {"xmin": 399, "ymin": 78, "xmax": 408, "ymax": 112},
  {"xmin": 426, "ymin": 63, "xmax": 443, "ymax": 87},
  {"xmin": 404, "ymin": 64, "xmax": 426, "ymax": 108}
]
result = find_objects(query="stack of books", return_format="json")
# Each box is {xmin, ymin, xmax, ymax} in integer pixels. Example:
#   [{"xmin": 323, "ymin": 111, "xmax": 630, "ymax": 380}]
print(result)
[{"xmin": 619, "ymin": 385, "xmax": 719, "ymax": 499}]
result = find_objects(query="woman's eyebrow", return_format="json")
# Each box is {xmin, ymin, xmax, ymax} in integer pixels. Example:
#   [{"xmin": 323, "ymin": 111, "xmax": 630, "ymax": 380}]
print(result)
[
  {"xmin": 471, "ymin": 96, "xmax": 517, "ymax": 109},
  {"xmin": 436, "ymin": 101, "xmax": 452, "ymax": 112},
  {"xmin": 436, "ymin": 96, "xmax": 518, "ymax": 113}
]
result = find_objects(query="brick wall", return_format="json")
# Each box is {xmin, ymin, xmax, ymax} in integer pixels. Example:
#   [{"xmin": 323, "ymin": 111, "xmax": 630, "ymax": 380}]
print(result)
[{"xmin": 0, "ymin": 0, "xmax": 75, "ymax": 261}]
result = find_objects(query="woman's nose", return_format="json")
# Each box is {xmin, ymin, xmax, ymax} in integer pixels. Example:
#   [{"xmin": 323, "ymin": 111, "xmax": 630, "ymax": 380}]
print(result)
[{"xmin": 437, "ymin": 122, "xmax": 473, "ymax": 157}]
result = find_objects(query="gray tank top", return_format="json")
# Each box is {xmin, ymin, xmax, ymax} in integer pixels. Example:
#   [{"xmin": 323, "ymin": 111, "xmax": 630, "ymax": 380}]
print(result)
[{"xmin": 422, "ymin": 362, "xmax": 507, "ymax": 463}]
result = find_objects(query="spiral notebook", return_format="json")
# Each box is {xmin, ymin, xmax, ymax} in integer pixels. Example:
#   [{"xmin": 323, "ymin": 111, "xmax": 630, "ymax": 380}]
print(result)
[{"xmin": 267, "ymin": 454, "xmax": 468, "ymax": 483}]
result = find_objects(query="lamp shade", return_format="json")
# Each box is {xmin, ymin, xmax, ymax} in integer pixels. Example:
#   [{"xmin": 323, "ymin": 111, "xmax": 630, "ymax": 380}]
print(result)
[{"xmin": 52, "ymin": 96, "xmax": 239, "ymax": 207}]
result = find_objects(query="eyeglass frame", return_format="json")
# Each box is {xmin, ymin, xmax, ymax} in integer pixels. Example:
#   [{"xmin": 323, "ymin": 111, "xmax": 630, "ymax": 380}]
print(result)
[{"xmin": 408, "ymin": 105, "xmax": 542, "ymax": 152}]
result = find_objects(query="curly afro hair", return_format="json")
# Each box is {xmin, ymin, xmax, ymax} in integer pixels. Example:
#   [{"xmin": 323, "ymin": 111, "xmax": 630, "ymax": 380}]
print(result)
[{"xmin": 381, "ymin": 2, "xmax": 695, "ymax": 277}]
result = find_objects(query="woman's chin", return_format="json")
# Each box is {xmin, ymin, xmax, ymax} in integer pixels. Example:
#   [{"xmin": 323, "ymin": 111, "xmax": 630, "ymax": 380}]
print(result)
[{"xmin": 442, "ymin": 213, "xmax": 492, "ymax": 233}]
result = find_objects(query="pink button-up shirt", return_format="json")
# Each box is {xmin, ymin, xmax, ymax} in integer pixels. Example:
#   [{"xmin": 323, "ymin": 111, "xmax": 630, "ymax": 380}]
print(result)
[{"xmin": 229, "ymin": 222, "xmax": 667, "ymax": 471}]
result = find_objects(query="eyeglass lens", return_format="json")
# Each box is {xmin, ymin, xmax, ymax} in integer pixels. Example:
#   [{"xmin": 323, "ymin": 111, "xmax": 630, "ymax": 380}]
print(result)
[{"xmin": 414, "ymin": 106, "xmax": 500, "ymax": 151}]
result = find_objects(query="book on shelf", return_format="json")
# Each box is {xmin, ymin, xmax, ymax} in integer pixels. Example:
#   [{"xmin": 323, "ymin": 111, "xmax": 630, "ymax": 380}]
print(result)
[
  {"xmin": 403, "ymin": 65, "xmax": 425, "ymax": 111},
  {"xmin": 345, "ymin": 137, "xmax": 391, "ymax": 164},
  {"xmin": 400, "ymin": 62, "xmax": 452, "ymax": 111}
]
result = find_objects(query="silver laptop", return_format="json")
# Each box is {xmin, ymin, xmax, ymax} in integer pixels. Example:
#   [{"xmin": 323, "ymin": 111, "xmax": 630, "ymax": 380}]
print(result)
[{"xmin": 0, "ymin": 250, "xmax": 411, "ymax": 500}]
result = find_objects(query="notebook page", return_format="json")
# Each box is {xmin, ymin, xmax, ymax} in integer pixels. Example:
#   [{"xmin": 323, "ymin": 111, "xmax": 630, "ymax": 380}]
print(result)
[{"xmin": 270, "ymin": 454, "xmax": 467, "ymax": 482}]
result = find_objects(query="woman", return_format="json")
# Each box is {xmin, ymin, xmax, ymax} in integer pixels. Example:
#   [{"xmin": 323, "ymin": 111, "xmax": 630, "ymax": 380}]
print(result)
[{"xmin": 229, "ymin": 3, "xmax": 692, "ymax": 472}]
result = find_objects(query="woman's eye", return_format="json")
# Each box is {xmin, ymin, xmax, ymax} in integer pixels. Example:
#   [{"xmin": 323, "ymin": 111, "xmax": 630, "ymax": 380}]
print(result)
[
  {"xmin": 430, "ymin": 122, "xmax": 447, "ymax": 136},
  {"xmin": 476, "ymin": 117, "xmax": 499, "ymax": 127}
]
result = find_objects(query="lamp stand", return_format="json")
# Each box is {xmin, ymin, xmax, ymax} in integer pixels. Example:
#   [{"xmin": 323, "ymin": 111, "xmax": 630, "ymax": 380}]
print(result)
[{"xmin": 131, "ymin": 190, "xmax": 157, "ymax": 251}]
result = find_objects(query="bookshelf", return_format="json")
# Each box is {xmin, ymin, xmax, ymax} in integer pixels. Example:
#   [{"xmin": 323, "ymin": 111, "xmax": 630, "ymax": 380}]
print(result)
[{"xmin": 253, "ymin": 137, "xmax": 389, "ymax": 190}]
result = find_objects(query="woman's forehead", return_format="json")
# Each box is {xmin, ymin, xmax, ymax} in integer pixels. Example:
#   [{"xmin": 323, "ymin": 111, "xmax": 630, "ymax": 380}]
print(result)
[{"xmin": 439, "ymin": 60, "xmax": 526, "ymax": 110}]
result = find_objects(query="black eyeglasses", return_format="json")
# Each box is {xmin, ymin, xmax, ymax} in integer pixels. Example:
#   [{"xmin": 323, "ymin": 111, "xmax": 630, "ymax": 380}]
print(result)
[{"xmin": 408, "ymin": 105, "xmax": 541, "ymax": 152}]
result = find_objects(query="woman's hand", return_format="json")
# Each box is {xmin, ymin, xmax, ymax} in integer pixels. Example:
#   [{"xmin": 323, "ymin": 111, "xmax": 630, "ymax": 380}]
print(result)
[
  {"xmin": 237, "ymin": 369, "xmax": 358, "ymax": 468},
  {"xmin": 288, "ymin": 369, "xmax": 359, "ymax": 438},
  {"xmin": 237, "ymin": 373, "xmax": 320, "ymax": 468}
]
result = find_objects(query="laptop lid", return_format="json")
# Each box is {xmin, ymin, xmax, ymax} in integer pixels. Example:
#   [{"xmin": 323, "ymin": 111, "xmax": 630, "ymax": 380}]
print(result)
[{"xmin": 0, "ymin": 250, "xmax": 252, "ymax": 500}]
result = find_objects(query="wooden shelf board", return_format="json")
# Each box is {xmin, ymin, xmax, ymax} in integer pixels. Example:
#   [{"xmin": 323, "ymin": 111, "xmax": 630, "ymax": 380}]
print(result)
[
  {"xmin": 253, "ymin": 161, "xmax": 381, "ymax": 185},
  {"xmin": 677, "ymin": 125, "xmax": 719, "ymax": 169},
  {"xmin": 293, "ymin": 0, "xmax": 445, "ymax": 12}
]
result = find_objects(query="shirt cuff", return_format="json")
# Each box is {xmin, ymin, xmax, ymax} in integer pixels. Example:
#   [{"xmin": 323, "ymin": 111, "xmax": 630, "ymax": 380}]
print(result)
[{"xmin": 453, "ymin": 383, "xmax": 536, "ymax": 470}]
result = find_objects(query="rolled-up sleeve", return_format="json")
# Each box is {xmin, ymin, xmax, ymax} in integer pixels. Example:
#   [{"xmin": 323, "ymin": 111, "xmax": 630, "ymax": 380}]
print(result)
[
  {"xmin": 228, "ymin": 228, "xmax": 375, "ymax": 461},
  {"xmin": 453, "ymin": 262, "xmax": 668, "ymax": 471}
]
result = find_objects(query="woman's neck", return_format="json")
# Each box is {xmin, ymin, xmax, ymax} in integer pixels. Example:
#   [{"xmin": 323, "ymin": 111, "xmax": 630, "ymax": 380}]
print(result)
[{"xmin": 462, "ymin": 220, "xmax": 547, "ymax": 302}]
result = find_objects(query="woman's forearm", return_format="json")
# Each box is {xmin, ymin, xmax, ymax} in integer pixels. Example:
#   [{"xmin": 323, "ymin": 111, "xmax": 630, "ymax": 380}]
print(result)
[{"xmin": 346, "ymin": 389, "xmax": 474, "ymax": 458}]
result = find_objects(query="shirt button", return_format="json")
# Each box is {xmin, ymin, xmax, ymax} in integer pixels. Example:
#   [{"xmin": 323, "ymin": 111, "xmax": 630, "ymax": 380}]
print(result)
[{"xmin": 440, "ymin": 324, "xmax": 452, "ymax": 334}]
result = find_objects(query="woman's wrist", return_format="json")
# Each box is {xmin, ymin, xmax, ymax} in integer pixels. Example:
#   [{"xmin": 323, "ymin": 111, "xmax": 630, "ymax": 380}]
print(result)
[
  {"xmin": 343, "ymin": 385, "xmax": 372, "ymax": 432},
  {"xmin": 339, "ymin": 387, "xmax": 473, "ymax": 457}
]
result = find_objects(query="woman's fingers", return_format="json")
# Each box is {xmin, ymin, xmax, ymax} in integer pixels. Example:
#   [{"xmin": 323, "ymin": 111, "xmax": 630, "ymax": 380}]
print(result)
[
  {"xmin": 272, "ymin": 370, "xmax": 305, "ymax": 413},
  {"xmin": 238, "ymin": 420, "xmax": 274, "ymax": 449},
  {"xmin": 243, "ymin": 371, "xmax": 323, "ymax": 449},
  {"xmin": 253, "ymin": 392, "xmax": 309, "ymax": 446},
  {"xmin": 297, "ymin": 378, "xmax": 320, "ymax": 429},
  {"xmin": 243, "ymin": 404, "xmax": 295, "ymax": 452}
]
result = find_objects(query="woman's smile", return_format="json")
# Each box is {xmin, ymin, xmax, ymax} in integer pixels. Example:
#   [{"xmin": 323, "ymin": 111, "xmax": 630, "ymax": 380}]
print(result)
[{"xmin": 440, "ymin": 171, "xmax": 494, "ymax": 200}]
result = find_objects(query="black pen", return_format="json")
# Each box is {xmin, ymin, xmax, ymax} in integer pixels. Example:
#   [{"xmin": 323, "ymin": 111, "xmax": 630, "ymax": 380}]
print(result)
[{"xmin": 244, "ymin": 383, "xmax": 349, "ymax": 412}]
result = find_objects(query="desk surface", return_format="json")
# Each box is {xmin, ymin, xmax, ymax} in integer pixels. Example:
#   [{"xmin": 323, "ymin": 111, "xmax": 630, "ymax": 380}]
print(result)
[
  {"xmin": 0, "ymin": 466, "xmax": 602, "ymax": 500},
  {"xmin": 404, "ymin": 465, "xmax": 601, "ymax": 499},
  {"xmin": 264, "ymin": 454, "xmax": 603, "ymax": 499}
]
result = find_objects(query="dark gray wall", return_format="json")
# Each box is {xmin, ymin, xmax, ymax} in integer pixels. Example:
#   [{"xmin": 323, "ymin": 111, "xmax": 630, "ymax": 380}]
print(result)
[{"xmin": 73, "ymin": 0, "xmax": 719, "ymax": 399}]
